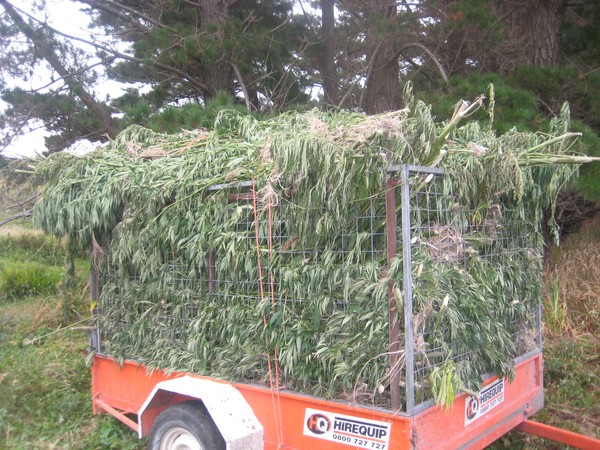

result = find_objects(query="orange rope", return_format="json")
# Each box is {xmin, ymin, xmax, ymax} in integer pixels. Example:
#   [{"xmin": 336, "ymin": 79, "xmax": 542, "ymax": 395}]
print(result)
[{"xmin": 252, "ymin": 180, "xmax": 284, "ymax": 448}]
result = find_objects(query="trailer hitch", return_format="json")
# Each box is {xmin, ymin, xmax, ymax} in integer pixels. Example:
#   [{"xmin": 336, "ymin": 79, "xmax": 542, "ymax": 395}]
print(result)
[{"xmin": 516, "ymin": 419, "xmax": 600, "ymax": 449}]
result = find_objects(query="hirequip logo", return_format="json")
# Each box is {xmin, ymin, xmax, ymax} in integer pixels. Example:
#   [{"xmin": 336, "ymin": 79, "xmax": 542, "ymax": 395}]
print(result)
[
  {"xmin": 306, "ymin": 413, "xmax": 331, "ymax": 435},
  {"xmin": 303, "ymin": 408, "xmax": 391, "ymax": 449},
  {"xmin": 464, "ymin": 379, "xmax": 505, "ymax": 426},
  {"xmin": 466, "ymin": 397, "xmax": 479, "ymax": 421}
]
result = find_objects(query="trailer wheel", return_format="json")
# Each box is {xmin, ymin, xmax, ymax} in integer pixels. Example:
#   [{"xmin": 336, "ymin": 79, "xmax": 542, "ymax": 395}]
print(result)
[{"xmin": 148, "ymin": 401, "xmax": 225, "ymax": 450}]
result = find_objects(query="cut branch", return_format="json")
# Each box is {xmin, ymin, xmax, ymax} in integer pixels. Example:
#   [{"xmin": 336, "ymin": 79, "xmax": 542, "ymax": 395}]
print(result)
[{"xmin": 424, "ymin": 96, "xmax": 485, "ymax": 166}]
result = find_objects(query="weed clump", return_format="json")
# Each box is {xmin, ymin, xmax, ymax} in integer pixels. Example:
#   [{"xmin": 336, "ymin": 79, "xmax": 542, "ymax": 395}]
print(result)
[{"xmin": 0, "ymin": 261, "xmax": 63, "ymax": 301}]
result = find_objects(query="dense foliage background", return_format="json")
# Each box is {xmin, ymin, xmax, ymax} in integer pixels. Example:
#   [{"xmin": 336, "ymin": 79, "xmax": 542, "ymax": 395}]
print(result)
[{"xmin": 1, "ymin": 0, "xmax": 598, "ymax": 227}]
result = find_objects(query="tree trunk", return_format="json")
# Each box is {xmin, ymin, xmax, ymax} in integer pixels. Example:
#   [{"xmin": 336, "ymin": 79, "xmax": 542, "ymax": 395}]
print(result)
[
  {"xmin": 439, "ymin": 0, "xmax": 470, "ymax": 76},
  {"xmin": 501, "ymin": 0, "xmax": 567, "ymax": 69},
  {"xmin": 197, "ymin": 0, "xmax": 234, "ymax": 98},
  {"xmin": 363, "ymin": 0, "xmax": 401, "ymax": 114},
  {"xmin": 320, "ymin": 0, "xmax": 339, "ymax": 106},
  {"xmin": 527, "ymin": 0, "xmax": 566, "ymax": 67},
  {"xmin": 0, "ymin": 0, "xmax": 119, "ymax": 139}
]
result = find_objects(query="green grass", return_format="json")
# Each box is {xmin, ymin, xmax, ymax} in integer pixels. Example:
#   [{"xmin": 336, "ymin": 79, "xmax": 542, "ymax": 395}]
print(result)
[
  {"xmin": 0, "ymin": 261, "xmax": 63, "ymax": 300},
  {"xmin": 491, "ymin": 332, "xmax": 599, "ymax": 449},
  {"xmin": 0, "ymin": 229, "xmax": 144, "ymax": 449},
  {"xmin": 0, "ymin": 232, "xmax": 66, "ymax": 266},
  {"xmin": 0, "ymin": 297, "xmax": 145, "ymax": 449}
]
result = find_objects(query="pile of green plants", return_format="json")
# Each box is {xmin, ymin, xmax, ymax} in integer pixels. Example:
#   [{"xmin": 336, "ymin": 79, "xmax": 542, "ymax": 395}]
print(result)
[{"xmin": 31, "ymin": 88, "xmax": 594, "ymax": 409}]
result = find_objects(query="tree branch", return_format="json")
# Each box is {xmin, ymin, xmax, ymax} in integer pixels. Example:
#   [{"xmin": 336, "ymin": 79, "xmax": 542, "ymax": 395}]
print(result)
[
  {"xmin": 7, "ymin": 193, "xmax": 40, "ymax": 210},
  {"xmin": 77, "ymin": 0, "xmax": 148, "ymax": 33},
  {"xmin": 0, "ymin": 106, "xmax": 36, "ymax": 153},
  {"xmin": 359, "ymin": 39, "xmax": 384, "ymax": 110},
  {"xmin": 9, "ymin": 1, "xmax": 211, "ymax": 96},
  {"xmin": 231, "ymin": 63, "xmax": 251, "ymax": 112},
  {"xmin": 78, "ymin": 0, "xmax": 172, "ymax": 31},
  {"xmin": 397, "ymin": 42, "xmax": 449, "ymax": 86},
  {"xmin": 0, "ymin": 0, "xmax": 120, "ymax": 138},
  {"xmin": 29, "ymin": 57, "xmax": 115, "ymax": 93},
  {"xmin": 0, "ymin": 209, "xmax": 33, "ymax": 227}
]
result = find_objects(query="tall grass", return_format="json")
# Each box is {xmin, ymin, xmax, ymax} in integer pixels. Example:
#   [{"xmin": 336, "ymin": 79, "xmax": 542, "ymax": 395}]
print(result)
[
  {"xmin": 540, "ymin": 215, "xmax": 600, "ymax": 442},
  {"xmin": 490, "ymin": 216, "xmax": 600, "ymax": 449},
  {"xmin": 0, "ymin": 232, "xmax": 65, "ymax": 266},
  {"xmin": 0, "ymin": 261, "xmax": 63, "ymax": 300},
  {"xmin": 544, "ymin": 217, "xmax": 600, "ymax": 335},
  {"xmin": 0, "ymin": 230, "xmax": 66, "ymax": 301},
  {"xmin": 544, "ymin": 281, "xmax": 567, "ymax": 332},
  {"xmin": 0, "ymin": 229, "xmax": 142, "ymax": 448}
]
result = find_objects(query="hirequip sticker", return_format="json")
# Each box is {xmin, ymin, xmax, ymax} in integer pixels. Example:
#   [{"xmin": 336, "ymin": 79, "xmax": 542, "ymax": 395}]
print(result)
[
  {"xmin": 464, "ymin": 378, "xmax": 505, "ymax": 426},
  {"xmin": 303, "ymin": 407, "xmax": 391, "ymax": 449}
]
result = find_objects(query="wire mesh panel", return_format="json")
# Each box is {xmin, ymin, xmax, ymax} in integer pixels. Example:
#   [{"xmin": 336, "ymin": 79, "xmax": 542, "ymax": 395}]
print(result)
[
  {"xmin": 94, "ymin": 179, "xmax": 396, "ymax": 407},
  {"xmin": 395, "ymin": 166, "xmax": 543, "ymax": 414},
  {"xmin": 92, "ymin": 165, "xmax": 543, "ymax": 414}
]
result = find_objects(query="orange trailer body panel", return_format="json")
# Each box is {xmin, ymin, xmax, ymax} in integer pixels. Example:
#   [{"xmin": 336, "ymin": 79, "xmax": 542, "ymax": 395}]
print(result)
[
  {"xmin": 92, "ymin": 352, "xmax": 543, "ymax": 449},
  {"xmin": 411, "ymin": 355, "xmax": 543, "ymax": 449}
]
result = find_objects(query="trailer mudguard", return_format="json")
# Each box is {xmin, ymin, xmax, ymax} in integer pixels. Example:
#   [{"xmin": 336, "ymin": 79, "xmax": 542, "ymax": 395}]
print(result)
[{"xmin": 138, "ymin": 375, "xmax": 263, "ymax": 450}]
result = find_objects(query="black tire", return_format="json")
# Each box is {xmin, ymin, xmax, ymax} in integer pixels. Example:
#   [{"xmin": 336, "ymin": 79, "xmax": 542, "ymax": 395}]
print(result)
[{"xmin": 148, "ymin": 400, "xmax": 226, "ymax": 450}]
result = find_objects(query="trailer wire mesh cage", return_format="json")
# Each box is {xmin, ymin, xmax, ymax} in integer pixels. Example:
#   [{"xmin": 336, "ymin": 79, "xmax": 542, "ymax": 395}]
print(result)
[
  {"xmin": 91, "ymin": 165, "xmax": 542, "ymax": 415},
  {"xmin": 390, "ymin": 165, "xmax": 542, "ymax": 414}
]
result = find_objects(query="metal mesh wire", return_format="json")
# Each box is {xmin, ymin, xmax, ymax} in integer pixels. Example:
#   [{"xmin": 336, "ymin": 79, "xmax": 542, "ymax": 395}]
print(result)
[
  {"xmin": 93, "ymin": 165, "xmax": 542, "ymax": 414},
  {"xmin": 397, "ymin": 166, "xmax": 542, "ymax": 413},
  {"xmin": 95, "ymin": 182, "xmax": 392, "ymax": 403}
]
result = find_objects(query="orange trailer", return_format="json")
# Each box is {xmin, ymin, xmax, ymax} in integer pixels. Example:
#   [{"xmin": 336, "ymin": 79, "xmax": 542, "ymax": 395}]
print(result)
[
  {"xmin": 88, "ymin": 166, "xmax": 600, "ymax": 449},
  {"xmin": 91, "ymin": 353, "xmax": 545, "ymax": 449}
]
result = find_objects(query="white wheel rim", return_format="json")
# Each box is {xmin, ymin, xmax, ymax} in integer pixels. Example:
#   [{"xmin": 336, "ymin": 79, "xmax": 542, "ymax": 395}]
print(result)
[{"xmin": 160, "ymin": 427, "xmax": 204, "ymax": 450}]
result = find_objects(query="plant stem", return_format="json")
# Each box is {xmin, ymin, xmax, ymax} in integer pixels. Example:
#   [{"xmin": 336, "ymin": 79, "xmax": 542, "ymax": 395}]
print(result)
[{"xmin": 424, "ymin": 96, "xmax": 484, "ymax": 166}]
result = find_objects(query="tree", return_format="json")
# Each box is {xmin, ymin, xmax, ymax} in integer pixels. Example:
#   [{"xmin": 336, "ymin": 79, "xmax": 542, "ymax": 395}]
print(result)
[
  {"xmin": 1, "ymin": 0, "xmax": 599, "ymax": 159},
  {"xmin": 411, "ymin": 0, "xmax": 600, "ymax": 233},
  {"xmin": 336, "ymin": 0, "xmax": 404, "ymax": 113},
  {"xmin": 0, "ymin": 0, "xmax": 118, "ymax": 139},
  {"xmin": 83, "ymin": 0, "xmax": 307, "ymax": 111},
  {"xmin": 360, "ymin": 0, "xmax": 402, "ymax": 113},
  {"xmin": 0, "ymin": 0, "xmax": 120, "ymax": 153},
  {"xmin": 319, "ymin": 0, "xmax": 339, "ymax": 105},
  {"xmin": 422, "ymin": 0, "xmax": 570, "ymax": 76},
  {"xmin": 505, "ymin": 0, "xmax": 567, "ymax": 68},
  {"xmin": 0, "ymin": 0, "xmax": 305, "ymax": 152}
]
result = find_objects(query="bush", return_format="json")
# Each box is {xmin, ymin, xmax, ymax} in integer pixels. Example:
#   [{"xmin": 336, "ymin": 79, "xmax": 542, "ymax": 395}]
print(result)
[{"xmin": 0, "ymin": 261, "xmax": 63, "ymax": 300}]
